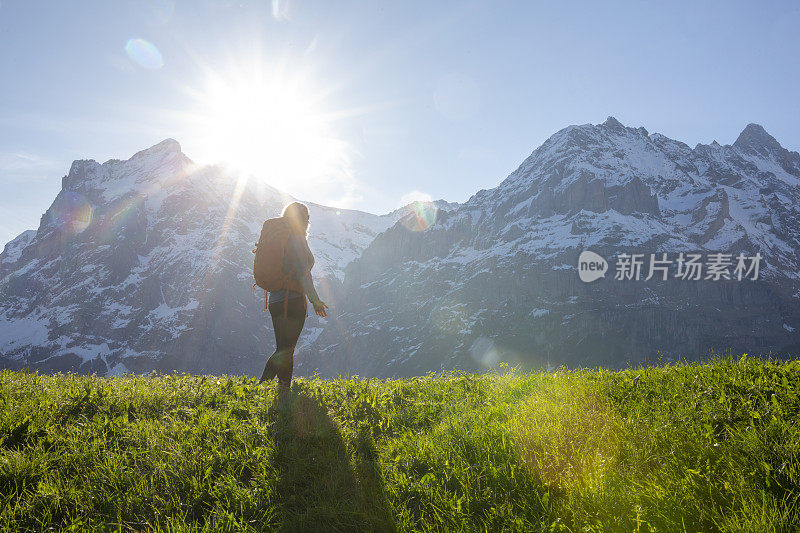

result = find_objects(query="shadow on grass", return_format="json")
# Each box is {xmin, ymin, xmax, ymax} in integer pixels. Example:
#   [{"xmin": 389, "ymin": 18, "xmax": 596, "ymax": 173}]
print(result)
[{"xmin": 267, "ymin": 385, "xmax": 396, "ymax": 532}]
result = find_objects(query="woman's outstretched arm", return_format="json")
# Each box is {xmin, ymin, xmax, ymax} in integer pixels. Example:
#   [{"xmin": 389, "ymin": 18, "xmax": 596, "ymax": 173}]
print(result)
[
  {"xmin": 299, "ymin": 272, "xmax": 327, "ymax": 317},
  {"xmin": 298, "ymin": 271, "xmax": 320, "ymax": 304},
  {"xmin": 286, "ymin": 233, "xmax": 327, "ymax": 317}
]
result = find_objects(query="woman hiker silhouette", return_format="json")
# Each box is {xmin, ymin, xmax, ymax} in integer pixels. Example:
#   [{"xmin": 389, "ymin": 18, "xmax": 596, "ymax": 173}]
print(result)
[{"xmin": 258, "ymin": 202, "xmax": 328, "ymax": 391}]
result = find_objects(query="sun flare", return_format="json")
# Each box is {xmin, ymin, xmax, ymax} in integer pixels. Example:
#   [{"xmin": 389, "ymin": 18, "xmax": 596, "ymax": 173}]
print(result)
[{"xmin": 193, "ymin": 70, "xmax": 351, "ymax": 193}]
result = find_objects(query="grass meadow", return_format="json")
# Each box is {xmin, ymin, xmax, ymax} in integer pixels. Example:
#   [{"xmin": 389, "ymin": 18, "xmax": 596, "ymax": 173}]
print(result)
[{"xmin": 1, "ymin": 356, "xmax": 798, "ymax": 531}]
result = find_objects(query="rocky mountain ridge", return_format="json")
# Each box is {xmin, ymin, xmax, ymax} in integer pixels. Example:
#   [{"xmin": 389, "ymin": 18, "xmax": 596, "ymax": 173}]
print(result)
[
  {"xmin": 0, "ymin": 140, "xmax": 452, "ymax": 375},
  {"xmin": 2, "ymin": 117, "xmax": 798, "ymax": 377},
  {"xmin": 300, "ymin": 117, "xmax": 800, "ymax": 377}
]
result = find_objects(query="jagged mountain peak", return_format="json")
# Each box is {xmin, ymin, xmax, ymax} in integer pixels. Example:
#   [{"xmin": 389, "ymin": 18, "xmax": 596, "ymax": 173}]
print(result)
[
  {"xmin": 128, "ymin": 138, "xmax": 183, "ymax": 161},
  {"xmin": 0, "ymin": 136, "xmax": 405, "ymax": 376},
  {"xmin": 318, "ymin": 118, "xmax": 800, "ymax": 378},
  {"xmin": 457, "ymin": 117, "xmax": 800, "ymax": 243},
  {"xmin": 0, "ymin": 229, "xmax": 36, "ymax": 272},
  {"xmin": 537, "ymin": 118, "xmax": 649, "ymax": 154},
  {"xmin": 386, "ymin": 199, "xmax": 460, "ymax": 221},
  {"xmin": 601, "ymin": 115, "xmax": 625, "ymax": 131},
  {"xmin": 67, "ymin": 139, "xmax": 185, "ymax": 173},
  {"xmin": 61, "ymin": 138, "xmax": 192, "ymax": 202},
  {"xmin": 599, "ymin": 116, "xmax": 651, "ymax": 139},
  {"xmin": 733, "ymin": 123, "xmax": 800, "ymax": 177},
  {"xmin": 4, "ymin": 120, "xmax": 800, "ymax": 378},
  {"xmin": 733, "ymin": 123, "xmax": 782, "ymax": 154}
]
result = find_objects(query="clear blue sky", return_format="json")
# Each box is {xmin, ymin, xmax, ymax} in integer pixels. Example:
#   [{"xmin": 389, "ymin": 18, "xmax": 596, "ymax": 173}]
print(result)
[{"xmin": 1, "ymin": 0, "xmax": 798, "ymax": 246}]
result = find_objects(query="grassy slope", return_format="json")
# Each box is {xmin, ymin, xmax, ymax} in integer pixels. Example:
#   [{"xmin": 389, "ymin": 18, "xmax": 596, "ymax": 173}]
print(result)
[{"xmin": 0, "ymin": 357, "xmax": 798, "ymax": 532}]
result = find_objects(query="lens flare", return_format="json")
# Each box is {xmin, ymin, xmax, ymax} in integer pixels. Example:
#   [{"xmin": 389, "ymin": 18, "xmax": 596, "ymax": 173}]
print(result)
[
  {"xmin": 401, "ymin": 201, "xmax": 438, "ymax": 232},
  {"xmin": 125, "ymin": 38, "xmax": 164, "ymax": 69},
  {"xmin": 50, "ymin": 191, "xmax": 93, "ymax": 234},
  {"xmin": 469, "ymin": 336, "xmax": 500, "ymax": 368},
  {"xmin": 96, "ymin": 201, "xmax": 139, "ymax": 244},
  {"xmin": 510, "ymin": 379, "xmax": 622, "ymax": 490}
]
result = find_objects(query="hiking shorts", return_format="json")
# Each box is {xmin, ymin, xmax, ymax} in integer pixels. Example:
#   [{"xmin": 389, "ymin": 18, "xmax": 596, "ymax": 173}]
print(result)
[{"xmin": 268, "ymin": 296, "xmax": 307, "ymax": 322}]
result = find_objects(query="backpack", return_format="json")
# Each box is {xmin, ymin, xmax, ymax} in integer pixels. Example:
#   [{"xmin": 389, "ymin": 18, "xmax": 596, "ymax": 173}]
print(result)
[{"xmin": 252, "ymin": 217, "xmax": 305, "ymax": 293}]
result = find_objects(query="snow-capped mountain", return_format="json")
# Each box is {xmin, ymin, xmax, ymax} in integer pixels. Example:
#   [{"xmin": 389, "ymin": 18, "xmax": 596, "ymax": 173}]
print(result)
[
  {"xmin": 3, "ymin": 118, "xmax": 798, "ymax": 378},
  {"xmin": 0, "ymin": 139, "xmax": 448, "ymax": 375},
  {"xmin": 0, "ymin": 230, "xmax": 36, "ymax": 270},
  {"xmin": 302, "ymin": 118, "xmax": 800, "ymax": 377}
]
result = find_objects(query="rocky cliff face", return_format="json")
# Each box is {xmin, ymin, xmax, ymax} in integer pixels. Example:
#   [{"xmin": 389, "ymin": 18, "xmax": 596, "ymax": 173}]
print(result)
[
  {"xmin": 0, "ymin": 140, "xmax": 421, "ymax": 375},
  {"xmin": 301, "ymin": 118, "xmax": 800, "ymax": 377}
]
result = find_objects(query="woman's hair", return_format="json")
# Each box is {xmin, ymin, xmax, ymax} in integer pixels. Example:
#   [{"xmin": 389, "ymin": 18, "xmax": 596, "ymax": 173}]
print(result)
[{"xmin": 281, "ymin": 202, "xmax": 310, "ymax": 236}]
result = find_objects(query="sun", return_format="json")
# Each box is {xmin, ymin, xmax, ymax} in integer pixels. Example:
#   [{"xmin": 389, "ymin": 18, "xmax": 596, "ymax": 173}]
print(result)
[{"xmin": 192, "ymin": 69, "xmax": 350, "ymax": 192}]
